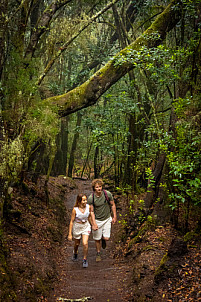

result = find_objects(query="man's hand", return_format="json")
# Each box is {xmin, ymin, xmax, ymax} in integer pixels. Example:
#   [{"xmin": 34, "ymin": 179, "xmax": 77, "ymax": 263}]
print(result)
[
  {"xmin": 112, "ymin": 217, "xmax": 117, "ymax": 224},
  {"xmin": 92, "ymin": 223, "xmax": 98, "ymax": 231}
]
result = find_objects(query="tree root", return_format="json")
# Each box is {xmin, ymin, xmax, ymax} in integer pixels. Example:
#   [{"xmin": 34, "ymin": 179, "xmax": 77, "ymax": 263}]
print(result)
[{"xmin": 57, "ymin": 297, "xmax": 93, "ymax": 302}]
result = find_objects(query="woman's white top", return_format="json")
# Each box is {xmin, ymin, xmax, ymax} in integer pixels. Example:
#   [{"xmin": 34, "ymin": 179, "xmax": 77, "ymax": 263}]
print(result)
[{"xmin": 74, "ymin": 204, "xmax": 90, "ymax": 223}]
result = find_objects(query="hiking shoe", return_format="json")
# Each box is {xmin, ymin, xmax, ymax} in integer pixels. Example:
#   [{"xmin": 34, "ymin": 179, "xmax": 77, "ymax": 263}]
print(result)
[
  {"xmin": 72, "ymin": 253, "xmax": 78, "ymax": 261},
  {"xmin": 82, "ymin": 259, "xmax": 88, "ymax": 268},
  {"xmin": 102, "ymin": 238, "xmax": 106, "ymax": 249},
  {"xmin": 96, "ymin": 252, "xmax": 101, "ymax": 262}
]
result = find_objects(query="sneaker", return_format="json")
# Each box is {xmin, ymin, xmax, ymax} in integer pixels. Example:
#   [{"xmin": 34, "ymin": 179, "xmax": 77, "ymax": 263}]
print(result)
[
  {"xmin": 82, "ymin": 259, "xmax": 88, "ymax": 268},
  {"xmin": 102, "ymin": 238, "xmax": 106, "ymax": 249},
  {"xmin": 72, "ymin": 253, "xmax": 78, "ymax": 261},
  {"xmin": 96, "ymin": 252, "xmax": 101, "ymax": 262}
]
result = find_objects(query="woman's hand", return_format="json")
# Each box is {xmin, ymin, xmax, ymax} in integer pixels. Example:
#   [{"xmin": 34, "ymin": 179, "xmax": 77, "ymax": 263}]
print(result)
[{"xmin": 68, "ymin": 234, "xmax": 72, "ymax": 241}]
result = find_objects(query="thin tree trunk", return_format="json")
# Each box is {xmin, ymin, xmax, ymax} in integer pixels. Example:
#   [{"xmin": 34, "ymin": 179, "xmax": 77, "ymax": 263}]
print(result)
[
  {"xmin": 44, "ymin": 143, "xmax": 57, "ymax": 205},
  {"xmin": 94, "ymin": 146, "xmax": 99, "ymax": 179},
  {"xmin": 81, "ymin": 142, "xmax": 92, "ymax": 179},
  {"xmin": 68, "ymin": 112, "xmax": 82, "ymax": 178},
  {"xmin": 0, "ymin": 0, "xmax": 7, "ymax": 79},
  {"xmin": 52, "ymin": 116, "xmax": 69, "ymax": 176}
]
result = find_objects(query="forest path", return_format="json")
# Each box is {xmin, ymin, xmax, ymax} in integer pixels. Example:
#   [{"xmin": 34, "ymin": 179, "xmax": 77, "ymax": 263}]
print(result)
[{"xmin": 48, "ymin": 179, "xmax": 132, "ymax": 302}]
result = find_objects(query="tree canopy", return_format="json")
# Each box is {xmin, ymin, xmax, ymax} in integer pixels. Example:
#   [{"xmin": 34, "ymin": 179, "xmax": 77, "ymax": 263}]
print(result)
[{"xmin": 45, "ymin": 0, "xmax": 182, "ymax": 116}]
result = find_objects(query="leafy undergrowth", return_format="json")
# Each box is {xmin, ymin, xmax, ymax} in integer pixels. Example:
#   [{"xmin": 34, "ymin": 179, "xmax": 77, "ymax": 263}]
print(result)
[{"xmin": 1, "ymin": 175, "xmax": 76, "ymax": 302}]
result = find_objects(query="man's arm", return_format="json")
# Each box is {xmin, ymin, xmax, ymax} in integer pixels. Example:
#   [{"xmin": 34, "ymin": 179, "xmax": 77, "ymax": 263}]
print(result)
[{"xmin": 110, "ymin": 200, "xmax": 117, "ymax": 224}]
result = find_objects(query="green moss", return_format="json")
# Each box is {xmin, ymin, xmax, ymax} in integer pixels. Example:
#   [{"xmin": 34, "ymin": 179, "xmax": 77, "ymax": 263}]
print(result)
[
  {"xmin": 35, "ymin": 277, "xmax": 49, "ymax": 295},
  {"xmin": 154, "ymin": 252, "xmax": 169, "ymax": 277},
  {"xmin": 159, "ymin": 252, "xmax": 169, "ymax": 267},
  {"xmin": 158, "ymin": 236, "xmax": 166, "ymax": 242},
  {"xmin": 184, "ymin": 231, "xmax": 200, "ymax": 243},
  {"xmin": 143, "ymin": 245, "xmax": 157, "ymax": 251},
  {"xmin": 128, "ymin": 223, "xmax": 148, "ymax": 249},
  {"xmin": 128, "ymin": 215, "xmax": 157, "ymax": 249}
]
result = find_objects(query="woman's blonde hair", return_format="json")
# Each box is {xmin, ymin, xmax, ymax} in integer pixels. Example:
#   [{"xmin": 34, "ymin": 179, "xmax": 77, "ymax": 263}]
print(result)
[
  {"xmin": 74, "ymin": 194, "xmax": 87, "ymax": 207},
  {"xmin": 92, "ymin": 178, "xmax": 104, "ymax": 191}
]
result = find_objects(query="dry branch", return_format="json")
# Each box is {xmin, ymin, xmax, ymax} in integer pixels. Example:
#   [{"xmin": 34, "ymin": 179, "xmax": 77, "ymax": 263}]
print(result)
[{"xmin": 57, "ymin": 297, "xmax": 93, "ymax": 302}]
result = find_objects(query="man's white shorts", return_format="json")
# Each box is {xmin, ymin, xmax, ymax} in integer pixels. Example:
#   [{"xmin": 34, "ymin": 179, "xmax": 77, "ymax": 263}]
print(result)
[
  {"xmin": 92, "ymin": 216, "xmax": 112, "ymax": 240},
  {"xmin": 73, "ymin": 221, "xmax": 91, "ymax": 240}
]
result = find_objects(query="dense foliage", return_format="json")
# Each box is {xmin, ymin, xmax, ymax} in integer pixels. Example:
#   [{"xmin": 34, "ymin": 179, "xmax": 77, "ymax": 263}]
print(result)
[{"xmin": 0, "ymin": 0, "xmax": 201, "ymax": 228}]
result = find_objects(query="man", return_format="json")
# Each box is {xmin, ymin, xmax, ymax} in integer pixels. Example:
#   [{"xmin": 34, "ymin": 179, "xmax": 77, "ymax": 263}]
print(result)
[{"xmin": 88, "ymin": 179, "xmax": 117, "ymax": 262}]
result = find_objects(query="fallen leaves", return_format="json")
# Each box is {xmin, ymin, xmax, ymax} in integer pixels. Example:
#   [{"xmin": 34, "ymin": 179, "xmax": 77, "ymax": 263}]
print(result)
[{"xmin": 158, "ymin": 246, "xmax": 201, "ymax": 301}]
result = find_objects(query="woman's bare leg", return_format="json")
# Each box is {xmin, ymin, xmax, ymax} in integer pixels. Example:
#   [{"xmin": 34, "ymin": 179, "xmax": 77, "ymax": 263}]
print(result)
[
  {"xmin": 74, "ymin": 238, "xmax": 80, "ymax": 254},
  {"xmin": 82, "ymin": 234, "xmax": 89, "ymax": 259}
]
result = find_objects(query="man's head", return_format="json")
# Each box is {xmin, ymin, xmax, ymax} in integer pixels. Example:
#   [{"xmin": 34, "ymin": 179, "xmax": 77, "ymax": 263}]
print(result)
[{"xmin": 92, "ymin": 178, "xmax": 104, "ymax": 192}]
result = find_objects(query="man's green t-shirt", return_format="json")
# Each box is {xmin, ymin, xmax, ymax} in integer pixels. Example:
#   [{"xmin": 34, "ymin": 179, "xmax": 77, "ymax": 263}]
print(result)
[{"xmin": 88, "ymin": 190, "xmax": 113, "ymax": 221}]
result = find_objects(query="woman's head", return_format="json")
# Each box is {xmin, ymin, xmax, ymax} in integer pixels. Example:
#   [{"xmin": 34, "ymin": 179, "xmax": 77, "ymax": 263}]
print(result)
[
  {"xmin": 74, "ymin": 193, "xmax": 87, "ymax": 207},
  {"xmin": 92, "ymin": 178, "xmax": 104, "ymax": 192}
]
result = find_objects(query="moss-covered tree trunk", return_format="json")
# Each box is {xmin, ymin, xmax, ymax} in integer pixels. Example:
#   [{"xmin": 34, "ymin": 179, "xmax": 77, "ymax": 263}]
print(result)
[{"xmin": 44, "ymin": 0, "xmax": 182, "ymax": 117}]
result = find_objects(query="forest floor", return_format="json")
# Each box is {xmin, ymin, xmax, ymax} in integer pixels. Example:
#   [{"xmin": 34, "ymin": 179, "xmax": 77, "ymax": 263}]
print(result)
[{"xmin": 2, "ymin": 177, "xmax": 201, "ymax": 302}]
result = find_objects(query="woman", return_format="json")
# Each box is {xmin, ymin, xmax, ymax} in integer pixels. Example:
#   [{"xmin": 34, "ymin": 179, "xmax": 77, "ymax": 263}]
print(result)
[{"xmin": 68, "ymin": 194, "xmax": 92, "ymax": 268}]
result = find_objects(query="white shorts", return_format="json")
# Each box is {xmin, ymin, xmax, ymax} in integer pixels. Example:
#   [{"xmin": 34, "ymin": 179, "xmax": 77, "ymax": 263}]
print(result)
[
  {"xmin": 92, "ymin": 216, "xmax": 112, "ymax": 240},
  {"xmin": 73, "ymin": 221, "xmax": 91, "ymax": 240}
]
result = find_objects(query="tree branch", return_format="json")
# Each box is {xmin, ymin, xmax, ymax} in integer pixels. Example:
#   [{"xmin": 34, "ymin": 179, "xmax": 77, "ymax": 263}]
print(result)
[
  {"xmin": 37, "ymin": 0, "xmax": 120, "ymax": 85},
  {"xmin": 57, "ymin": 297, "xmax": 93, "ymax": 302},
  {"xmin": 44, "ymin": 0, "xmax": 182, "ymax": 117},
  {"xmin": 25, "ymin": 0, "xmax": 73, "ymax": 58}
]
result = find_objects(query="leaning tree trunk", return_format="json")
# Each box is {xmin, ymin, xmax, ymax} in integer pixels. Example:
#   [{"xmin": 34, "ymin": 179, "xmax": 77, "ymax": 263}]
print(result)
[
  {"xmin": 44, "ymin": 0, "xmax": 182, "ymax": 117},
  {"xmin": 144, "ymin": 154, "xmax": 166, "ymax": 211}
]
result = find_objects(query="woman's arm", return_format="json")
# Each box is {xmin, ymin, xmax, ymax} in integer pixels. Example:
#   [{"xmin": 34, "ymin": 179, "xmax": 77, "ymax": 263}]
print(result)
[
  {"xmin": 68, "ymin": 208, "xmax": 76, "ymax": 241},
  {"xmin": 88, "ymin": 205, "xmax": 93, "ymax": 225},
  {"xmin": 89, "ymin": 204, "xmax": 98, "ymax": 230}
]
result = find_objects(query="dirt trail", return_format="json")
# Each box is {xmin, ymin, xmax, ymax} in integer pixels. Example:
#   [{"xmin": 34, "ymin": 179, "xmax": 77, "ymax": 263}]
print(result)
[{"xmin": 48, "ymin": 180, "xmax": 132, "ymax": 302}]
